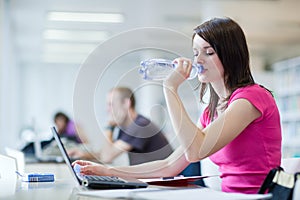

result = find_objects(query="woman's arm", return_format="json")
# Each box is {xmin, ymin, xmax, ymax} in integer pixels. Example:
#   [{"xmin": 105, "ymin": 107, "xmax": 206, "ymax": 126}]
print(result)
[
  {"xmin": 73, "ymin": 147, "xmax": 190, "ymax": 179},
  {"xmin": 163, "ymin": 59, "xmax": 261, "ymax": 162}
]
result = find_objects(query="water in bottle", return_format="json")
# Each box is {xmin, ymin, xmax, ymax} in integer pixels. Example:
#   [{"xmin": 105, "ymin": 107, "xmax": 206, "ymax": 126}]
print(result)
[{"xmin": 138, "ymin": 58, "xmax": 204, "ymax": 81}]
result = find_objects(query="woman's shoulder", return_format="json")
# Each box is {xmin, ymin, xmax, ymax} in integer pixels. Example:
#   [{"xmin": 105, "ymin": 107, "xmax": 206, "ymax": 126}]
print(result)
[
  {"xmin": 229, "ymin": 84, "xmax": 276, "ymax": 113},
  {"xmin": 234, "ymin": 83, "xmax": 267, "ymax": 92},
  {"xmin": 230, "ymin": 84, "xmax": 273, "ymax": 100}
]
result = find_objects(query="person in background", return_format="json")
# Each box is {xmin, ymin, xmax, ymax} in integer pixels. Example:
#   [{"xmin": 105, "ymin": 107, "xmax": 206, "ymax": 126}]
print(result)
[
  {"xmin": 54, "ymin": 112, "xmax": 87, "ymax": 144},
  {"xmin": 21, "ymin": 111, "xmax": 88, "ymax": 155},
  {"xmin": 73, "ymin": 17, "xmax": 282, "ymax": 194},
  {"xmin": 69, "ymin": 87, "xmax": 174, "ymax": 165}
]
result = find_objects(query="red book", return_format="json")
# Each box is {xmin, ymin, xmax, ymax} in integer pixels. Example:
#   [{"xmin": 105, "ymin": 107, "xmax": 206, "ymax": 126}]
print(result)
[{"xmin": 139, "ymin": 175, "xmax": 218, "ymax": 187}]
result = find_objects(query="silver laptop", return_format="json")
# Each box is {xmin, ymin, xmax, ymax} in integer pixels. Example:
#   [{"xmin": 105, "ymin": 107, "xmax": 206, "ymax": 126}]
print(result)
[{"xmin": 51, "ymin": 126, "xmax": 148, "ymax": 189}]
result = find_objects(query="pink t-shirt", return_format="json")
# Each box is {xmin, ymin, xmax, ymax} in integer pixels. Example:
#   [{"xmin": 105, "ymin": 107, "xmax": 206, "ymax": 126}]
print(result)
[{"xmin": 200, "ymin": 84, "xmax": 282, "ymax": 194}]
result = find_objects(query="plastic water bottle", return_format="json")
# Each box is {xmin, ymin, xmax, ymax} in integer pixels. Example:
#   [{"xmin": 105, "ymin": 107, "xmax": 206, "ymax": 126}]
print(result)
[{"xmin": 138, "ymin": 58, "xmax": 204, "ymax": 81}]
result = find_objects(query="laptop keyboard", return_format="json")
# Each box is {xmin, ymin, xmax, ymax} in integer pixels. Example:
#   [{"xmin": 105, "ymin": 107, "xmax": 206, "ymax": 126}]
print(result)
[{"xmin": 84, "ymin": 175, "xmax": 126, "ymax": 183}]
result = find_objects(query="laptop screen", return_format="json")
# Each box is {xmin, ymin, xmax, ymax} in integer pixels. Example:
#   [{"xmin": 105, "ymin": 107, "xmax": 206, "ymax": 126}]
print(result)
[
  {"xmin": 51, "ymin": 126, "xmax": 82, "ymax": 185},
  {"xmin": 51, "ymin": 126, "xmax": 148, "ymax": 189}
]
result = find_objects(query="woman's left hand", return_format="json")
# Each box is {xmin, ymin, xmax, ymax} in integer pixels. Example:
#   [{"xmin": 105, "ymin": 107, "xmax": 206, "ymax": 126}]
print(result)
[
  {"xmin": 163, "ymin": 57, "xmax": 192, "ymax": 90},
  {"xmin": 72, "ymin": 160, "xmax": 111, "ymax": 176},
  {"xmin": 81, "ymin": 163, "xmax": 110, "ymax": 176}
]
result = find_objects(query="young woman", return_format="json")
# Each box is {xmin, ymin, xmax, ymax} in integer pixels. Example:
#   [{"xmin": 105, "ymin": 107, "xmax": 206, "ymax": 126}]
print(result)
[{"xmin": 73, "ymin": 17, "xmax": 282, "ymax": 194}]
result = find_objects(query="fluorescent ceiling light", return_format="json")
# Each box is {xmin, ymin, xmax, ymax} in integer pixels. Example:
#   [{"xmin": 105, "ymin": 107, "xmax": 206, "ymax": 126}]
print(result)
[
  {"xmin": 43, "ymin": 29, "xmax": 109, "ymax": 42},
  {"xmin": 44, "ymin": 43, "xmax": 98, "ymax": 54},
  {"xmin": 47, "ymin": 11, "xmax": 124, "ymax": 23},
  {"xmin": 42, "ymin": 53, "xmax": 87, "ymax": 64}
]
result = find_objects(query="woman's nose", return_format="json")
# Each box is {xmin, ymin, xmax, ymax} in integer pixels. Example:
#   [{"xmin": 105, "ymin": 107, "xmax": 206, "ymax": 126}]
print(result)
[{"xmin": 194, "ymin": 54, "xmax": 204, "ymax": 64}]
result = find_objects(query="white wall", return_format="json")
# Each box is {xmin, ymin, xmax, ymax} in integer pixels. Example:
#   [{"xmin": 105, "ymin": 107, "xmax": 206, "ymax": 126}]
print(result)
[
  {"xmin": 19, "ymin": 63, "xmax": 79, "ymax": 139},
  {"xmin": 0, "ymin": 0, "xmax": 21, "ymax": 153}
]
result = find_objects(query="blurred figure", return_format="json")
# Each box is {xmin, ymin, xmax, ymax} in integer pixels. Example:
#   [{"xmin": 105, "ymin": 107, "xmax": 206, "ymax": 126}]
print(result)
[
  {"xmin": 69, "ymin": 87, "xmax": 173, "ymax": 165},
  {"xmin": 21, "ymin": 111, "xmax": 88, "ymax": 159},
  {"xmin": 54, "ymin": 112, "xmax": 88, "ymax": 144},
  {"xmin": 37, "ymin": 111, "xmax": 89, "ymax": 159}
]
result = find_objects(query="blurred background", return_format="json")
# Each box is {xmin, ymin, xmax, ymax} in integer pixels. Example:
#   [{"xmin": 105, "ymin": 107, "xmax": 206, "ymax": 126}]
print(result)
[{"xmin": 1, "ymin": 0, "xmax": 300, "ymax": 158}]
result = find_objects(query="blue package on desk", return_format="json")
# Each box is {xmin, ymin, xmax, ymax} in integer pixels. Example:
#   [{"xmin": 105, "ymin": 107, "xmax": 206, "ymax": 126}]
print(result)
[{"xmin": 22, "ymin": 173, "xmax": 55, "ymax": 182}]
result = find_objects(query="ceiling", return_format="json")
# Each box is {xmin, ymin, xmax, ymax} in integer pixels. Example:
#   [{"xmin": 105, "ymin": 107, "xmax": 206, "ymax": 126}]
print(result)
[{"xmin": 8, "ymin": 0, "xmax": 300, "ymax": 71}]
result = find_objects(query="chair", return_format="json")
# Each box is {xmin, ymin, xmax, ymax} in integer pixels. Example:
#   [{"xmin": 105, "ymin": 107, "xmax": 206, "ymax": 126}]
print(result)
[
  {"xmin": 281, "ymin": 157, "xmax": 300, "ymax": 200},
  {"xmin": 201, "ymin": 157, "xmax": 222, "ymax": 191},
  {"xmin": 179, "ymin": 161, "xmax": 205, "ymax": 186},
  {"xmin": 281, "ymin": 157, "xmax": 300, "ymax": 174}
]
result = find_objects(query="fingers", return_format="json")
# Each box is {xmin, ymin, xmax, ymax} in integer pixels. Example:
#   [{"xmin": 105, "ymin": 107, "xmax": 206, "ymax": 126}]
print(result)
[
  {"xmin": 164, "ymin": 57, "xmax": 192, "ymax": 88},
  {"xmin": 72, "ymin": 161, "xmax": 109, "ymax": 176},
  {"xmin": 71, "ymin": 160, "xmax": 95, "ymax": 175},
  {"xmin": 80, "ymin": 166, "xmax": 91, "ymax": 175},
  {"xmin": 174, "ymin": 58, "xmax": 192, "ymax": 78},
  {"xmin": 72, "ymin": 159, "xmax": 92, "ymax": 167},
  {"xmin": 174, "ymin": 58, "xmax": 191, "ymax": 67},
  {"xmin": 81, "ymin": 165, "xmax": 102, "ymax": 176}
]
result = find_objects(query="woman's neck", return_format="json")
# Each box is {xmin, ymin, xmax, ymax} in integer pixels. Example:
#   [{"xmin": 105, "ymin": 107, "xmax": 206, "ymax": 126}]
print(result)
[{"xmin": 211, "ymin": 80, "xmax": 229, "ymax": 101}]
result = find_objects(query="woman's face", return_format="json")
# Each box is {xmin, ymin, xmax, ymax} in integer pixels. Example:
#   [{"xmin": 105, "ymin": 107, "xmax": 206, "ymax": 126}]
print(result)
[{"xmin": 193, "ymin": 34, "xmax": 224, "ymax": 83}]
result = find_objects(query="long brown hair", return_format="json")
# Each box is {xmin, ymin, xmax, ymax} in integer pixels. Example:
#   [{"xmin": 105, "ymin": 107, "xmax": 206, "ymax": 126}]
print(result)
[{"xmin": 193, "ymin": 17, "xmax": 255, "ymax": 121}]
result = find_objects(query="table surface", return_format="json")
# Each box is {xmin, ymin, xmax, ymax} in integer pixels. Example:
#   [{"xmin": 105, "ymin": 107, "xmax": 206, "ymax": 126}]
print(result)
[{"xmin": 1, "ymin": 163, "xmax": 272, "ymax": 200}]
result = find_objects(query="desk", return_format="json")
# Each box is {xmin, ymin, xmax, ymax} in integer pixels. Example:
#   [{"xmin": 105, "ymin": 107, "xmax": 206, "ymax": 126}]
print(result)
[
  {"xmin": 2, "ymin": 163, "xmax": 271, "ymax": 200},
  {"xmin": 4, "ymin": 163, "xmax": 118, "ymax": 200},
  {"xmin": 4, "ymin": 180, "xmax": 272, "ymax": 200},
  {"xmin": 5, "ymin": 179, "xmax": 78, "ymax": 200}
]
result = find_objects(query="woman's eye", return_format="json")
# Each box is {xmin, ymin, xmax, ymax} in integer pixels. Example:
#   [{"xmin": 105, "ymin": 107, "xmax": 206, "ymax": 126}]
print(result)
[
  {"xmin": 194, "ymin": 49, "xmax": 214, "ymax": 57},
  {"xmin": 206, "ymin": 51, "xmax": 214, "ymax": 56}
]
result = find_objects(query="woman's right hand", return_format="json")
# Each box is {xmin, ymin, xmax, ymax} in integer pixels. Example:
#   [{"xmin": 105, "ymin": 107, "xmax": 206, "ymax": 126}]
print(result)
[{"xmin": 164, "ymin": 57, "xmax": 192, "ymax": 90}]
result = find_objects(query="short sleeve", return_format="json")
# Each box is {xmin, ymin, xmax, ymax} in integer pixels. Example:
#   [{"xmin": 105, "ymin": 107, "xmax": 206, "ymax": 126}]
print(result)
[
  {"xmin": 200, "ymin": 107, "xmax": 210, "ymax": 128},
  {"xmin": 117, "ymin": 131, "xmax": 147, "ymax": 151},
  {"xmin": 228, "ymin": 85, "xmax": 275, "ymax": 122}
]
